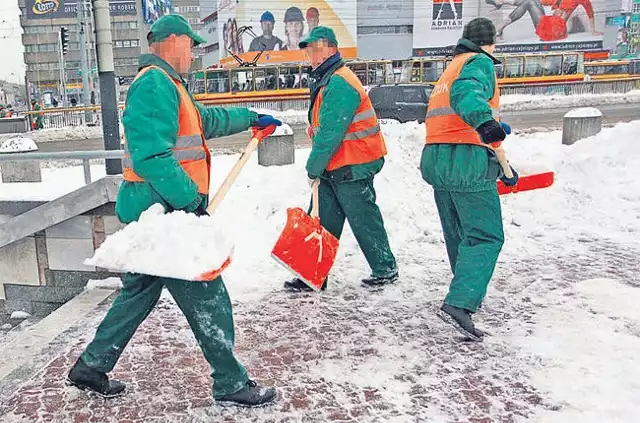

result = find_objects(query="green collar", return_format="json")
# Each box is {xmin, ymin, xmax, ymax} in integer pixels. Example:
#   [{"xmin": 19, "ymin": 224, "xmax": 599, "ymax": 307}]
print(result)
[{"xmin": 138, "ymin": 54, "xmax": 184, "ymax": 82}]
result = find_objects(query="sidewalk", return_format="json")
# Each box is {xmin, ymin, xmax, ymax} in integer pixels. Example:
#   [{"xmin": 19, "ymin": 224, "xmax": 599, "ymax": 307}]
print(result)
[{"xmin": 0, "ymin": 282, "xmax": 546, "ymax": 423}]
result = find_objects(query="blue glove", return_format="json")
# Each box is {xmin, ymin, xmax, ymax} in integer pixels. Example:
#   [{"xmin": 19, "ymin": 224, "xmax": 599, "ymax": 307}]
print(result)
[
  {"xmin": 254, "ymin": 114, "xmax": 282, "ymax": 128},
  {"xmin": 500, "ymin": 166, "xmax": 519, "ymax": 187},
  {"xmin": 500, "ymin": 122, "xmax": 512, "ymax": 135}
]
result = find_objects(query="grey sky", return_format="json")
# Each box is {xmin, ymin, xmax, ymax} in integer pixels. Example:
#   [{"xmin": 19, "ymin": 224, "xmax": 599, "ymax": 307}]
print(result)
[{"xmin": 0, "ymin": 0, "xmax": 25, "ymax": 84}]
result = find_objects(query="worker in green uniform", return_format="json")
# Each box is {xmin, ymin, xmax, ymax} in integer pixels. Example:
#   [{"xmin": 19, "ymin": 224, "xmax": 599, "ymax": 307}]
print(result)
[
  {"xmin": 422, "ymin": 18, "xmax": 518, "ymax": 341},
  {"xmin": 66, "ymin": 15, "xmax": 281, "ymax": 408},
  {"xmin": 31, "ymin": 99, "xmax": 44, "ymax": 129},
  {"xmin": 284, "ymin": 27, "xmax": 398, "ymax": 292}
]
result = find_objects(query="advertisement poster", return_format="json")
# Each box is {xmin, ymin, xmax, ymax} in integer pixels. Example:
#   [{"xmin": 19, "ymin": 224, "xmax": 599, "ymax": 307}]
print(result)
[
  {"xmin": 218, "ymin": 0, "xmax": 357, "ymax": 65},
  {"xmin": 26, "ymin": 0, "xmax": 136, "ymax": 19},
  {"xmin": 143, "ymin": 0, "xmax": 173, "ymax": 24},
  {"xmin": 413, "ymin": 0, "xmax": 622, "ymax": 55}
]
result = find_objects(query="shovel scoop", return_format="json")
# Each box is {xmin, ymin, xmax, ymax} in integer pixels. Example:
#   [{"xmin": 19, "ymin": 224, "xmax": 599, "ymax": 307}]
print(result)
[
  {"xmin": 85, "ymin": 126, "xmax": 277, "ymax": 281},
  {"xmin": 271, "ymin": 181, "xmax": 339, "ymax": 291}
]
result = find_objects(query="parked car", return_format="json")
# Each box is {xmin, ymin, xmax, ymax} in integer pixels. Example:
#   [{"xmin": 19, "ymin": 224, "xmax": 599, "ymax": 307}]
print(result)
[{"xmin": 369, "ymin": 84, "xmax": 434, "ymax": 123}]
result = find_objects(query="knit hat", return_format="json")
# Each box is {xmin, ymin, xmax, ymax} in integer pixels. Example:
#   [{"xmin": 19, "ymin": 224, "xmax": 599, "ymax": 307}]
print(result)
[{"xmin": 462, "ymin": 18, "xmax": 497, "ymax": 47}]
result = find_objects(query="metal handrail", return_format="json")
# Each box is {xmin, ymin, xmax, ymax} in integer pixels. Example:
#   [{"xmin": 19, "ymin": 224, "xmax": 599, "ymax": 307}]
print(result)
[{"xmin": 0, "ymin": 150, "xmax": 123, "ymax": 184}]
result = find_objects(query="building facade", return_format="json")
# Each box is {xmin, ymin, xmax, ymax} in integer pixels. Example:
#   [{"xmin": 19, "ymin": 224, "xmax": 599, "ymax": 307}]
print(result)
[
  {"xmin": 172, "ymin": 0, "xmax": 204, "ymax": 70},
  {"xmin": 19, "ymin": 0, "xmax": 142, "ymax": 106},
  {"xmin": 200, "ymin": 10, "xmax": 220, "ymax": 68}
]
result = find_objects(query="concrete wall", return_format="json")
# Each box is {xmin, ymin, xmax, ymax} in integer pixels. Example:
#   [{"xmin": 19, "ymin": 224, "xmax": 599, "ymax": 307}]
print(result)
[{"xmin": 0, "ymin": 203, "xmax": 123, "ymax": 315}]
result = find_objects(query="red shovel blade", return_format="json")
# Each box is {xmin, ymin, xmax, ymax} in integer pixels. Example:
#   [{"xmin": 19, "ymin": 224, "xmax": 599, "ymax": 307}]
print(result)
[
  {"xmin": 498, "ymin": 171, "xmax": 555, "ymax": 195},
  {"xmin": 195, "ymin": 255, "xmax": 233, "ymax": 281},
  {"xmin": 271, "ymin": 207, "xmax": 339, "ymax": 291}
]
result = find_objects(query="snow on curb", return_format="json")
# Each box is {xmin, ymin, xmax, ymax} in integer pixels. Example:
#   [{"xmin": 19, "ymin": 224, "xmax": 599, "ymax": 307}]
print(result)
[
  {"xmin": 85, "ymin": 277, "xmax": 123, "ymax": 290},
  {"xmin": 0, "ymin": 137, "xmax": 38, "ymax": 153},
  {"xmin": 564, "ymin": 107, "xmax": 603, "ymax": 118},
  {"xmin": 10, "ymin": 311, "xmax": 31, "ymax": 320},
  {"xmin": 500, "ymin": 90, "xmax": 640, "ymax": 112}
]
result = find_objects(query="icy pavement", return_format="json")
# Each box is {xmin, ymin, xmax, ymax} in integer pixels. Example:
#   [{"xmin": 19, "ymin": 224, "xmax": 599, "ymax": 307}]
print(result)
[{"xmin": 1, "ymin": 121, "xmax": 640, "ymax": 422}]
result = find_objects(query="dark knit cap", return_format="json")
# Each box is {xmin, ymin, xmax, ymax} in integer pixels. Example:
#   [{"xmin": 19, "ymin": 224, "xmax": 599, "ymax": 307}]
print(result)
[{"xmin": 462, "ymin": 17, "xmax": 497, "ymax": 47}]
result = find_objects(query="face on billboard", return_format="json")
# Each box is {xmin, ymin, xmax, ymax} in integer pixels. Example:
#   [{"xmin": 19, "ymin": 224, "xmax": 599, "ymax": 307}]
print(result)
[{"xmin": 217, "ymin": 0, "xmax": 357, "ymax": 62}]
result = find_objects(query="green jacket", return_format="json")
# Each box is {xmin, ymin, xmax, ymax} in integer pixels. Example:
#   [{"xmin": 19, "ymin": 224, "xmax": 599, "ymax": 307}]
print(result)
[
  {"xmin": 306, "ymin": 53, "xmax": 383, "ymax": 182},
  {"xmin": 421, "ymin": 39, "xmax": 503, "ymax": 192},
  {"xmin": 116, "ymin": 54, "xmax": 258, "ymax": 223}
]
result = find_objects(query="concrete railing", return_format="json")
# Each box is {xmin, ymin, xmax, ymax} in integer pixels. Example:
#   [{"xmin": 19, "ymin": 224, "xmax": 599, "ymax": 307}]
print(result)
[{"xmin": 0, "ymin": 150, "xmax": 123, "ymax": 184}]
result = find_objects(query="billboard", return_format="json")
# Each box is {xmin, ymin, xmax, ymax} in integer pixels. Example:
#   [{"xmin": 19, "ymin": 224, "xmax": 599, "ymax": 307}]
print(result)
[
  {"xmin": 26, "ymin": 0, "xmax": 136, "ymax": 19},
  {"xmin": 217, "ymin": 0, "xmax": 357, "ymax": 65},
  {"xmin": 413, "ymin": 0, "xmax": 623, "ymax": 55},
  {"xmin": 143, "ymin": 0, "xmax": 173, "ymax": 24}
]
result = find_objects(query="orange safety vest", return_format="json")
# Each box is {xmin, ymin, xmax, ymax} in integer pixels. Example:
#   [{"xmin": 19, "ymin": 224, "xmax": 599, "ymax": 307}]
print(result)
[
  {"xmin": 425, "ymin": 52, "xmax": 501, "ymax": 147},
  {"xmin": 122, "ymin": 65, "xmax": 210, "ymax": 194},
  {"xmin": 310, "ymin": 66, "xmax": 387, "ymax": 171}
]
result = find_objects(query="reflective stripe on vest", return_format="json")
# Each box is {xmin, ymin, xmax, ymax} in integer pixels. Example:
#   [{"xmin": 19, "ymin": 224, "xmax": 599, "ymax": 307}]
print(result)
[
  {"xmin": 121, "ymin": 65, "xmax": 210, "ymax": 194},
  {"xmin": 425, "ymin": 52, "xmax": 501, "ymax": 147},
  {"xmin": 310, "ymin": 66, "xmax": 387, "ymax": 171}
]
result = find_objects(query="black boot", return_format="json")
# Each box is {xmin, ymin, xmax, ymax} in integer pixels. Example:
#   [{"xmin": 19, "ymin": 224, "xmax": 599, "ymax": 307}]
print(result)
[
  {"xmin": 361, "ymin": 272, "xmax": 398, "ymax": 288},
  {"xmin": 485, "ymin": 0, "xmax": 503, "ymax": 9},
  {"xmin": 284, "ymin": 277, "xmax": 327, "ymax": 292},
  {"xmin": 67, "ymin": 358, "xmax": 126, "ymax": 398},
  {"xmin": 436, "ymin": 304, "xmax": 484, "ymax": 342},
  {"xmin": 215, "ymin": 380, "xmax": 276, "ymax": 408}
]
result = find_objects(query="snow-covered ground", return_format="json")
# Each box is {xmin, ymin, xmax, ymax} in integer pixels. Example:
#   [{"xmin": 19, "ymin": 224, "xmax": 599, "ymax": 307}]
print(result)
[{"xmin": 1, "ymin": 120, "xmax": 639, "ymax": 421}]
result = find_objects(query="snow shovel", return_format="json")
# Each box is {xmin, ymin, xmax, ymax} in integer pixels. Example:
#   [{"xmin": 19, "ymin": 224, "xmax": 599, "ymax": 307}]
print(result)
[
  {"xmin": 491, "ymin": 144, "xmax": 555, "ymax": 196},
  {"xmin": 271, "ymin": 180, "xmax": 340, "ymax": 291},
  {"xmin": 85, "ymin": 126, "xmax": 276, "ymax": 282}
]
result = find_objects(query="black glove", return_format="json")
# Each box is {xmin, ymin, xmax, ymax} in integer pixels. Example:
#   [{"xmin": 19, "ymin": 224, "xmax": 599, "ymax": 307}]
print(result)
[
  {"xmin": 476, "ymin": 120, "xmax": 507, "ymax": 144},
  {"xmin": 185, "ymin": 195, "xmax": 209, "ymax": 216},
  {"xmin": 193, "ymin": 201, "xmax": 209, "ymax": 217}
]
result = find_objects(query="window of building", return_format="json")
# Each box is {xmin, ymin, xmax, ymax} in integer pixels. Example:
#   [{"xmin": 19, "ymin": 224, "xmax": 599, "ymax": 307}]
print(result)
[
  {"xmin": 358, "ymin": 26, "xmax": 413, "ymax": 35},
  {"xmin": 204, "ymin": 43, "xmax": 219, "ymax": 54}
]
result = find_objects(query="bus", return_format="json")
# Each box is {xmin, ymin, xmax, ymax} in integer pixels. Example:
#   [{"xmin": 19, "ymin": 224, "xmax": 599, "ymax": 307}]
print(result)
[{"xmin": 191, "ymin": 52, "xmax": 640, "ymax": 104}]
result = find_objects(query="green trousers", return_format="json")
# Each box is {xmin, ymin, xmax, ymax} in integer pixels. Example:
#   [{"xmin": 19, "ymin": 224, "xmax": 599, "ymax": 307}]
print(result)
[
  {"xmin": 311, "ymin": 177, "xmax": 397, "ymax": 278},
  {"xmin": 80, "ymin": 273, "xmax": 248, "ymax": 398},
  {"xmin": 433, "ymin": 189, "xmax": 504, "ymax": 312}
]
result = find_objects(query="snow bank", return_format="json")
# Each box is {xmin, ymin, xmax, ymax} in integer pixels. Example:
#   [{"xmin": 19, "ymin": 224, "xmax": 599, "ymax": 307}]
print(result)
[
  {"xmin": 0, "ymin": 137, "xmax": 38, "ymax": 153},
  {"xmin": 10, "ymin": 311, "xmax": 31, "ymax": 319},
  {"xmin": 85, "ymin": 204, "xmax": 234, "ymax": 281},
  {"xmin": 500, "ymin": 90, "xmax": 640, "ymax": 112},
  {"xmin": 564, "ymin": 107, "xmax": 603, "ymax": 118},
  {"xmin": 85, "ymin": 277, "xmax": 123, "ymax": 290},
  {"xmin": 0, "ymin": 125, "xmax": 121, "ymax": 144},
  {"xmin": 251, "ymin": 108, "xmax": 307, "ymax": 125}
]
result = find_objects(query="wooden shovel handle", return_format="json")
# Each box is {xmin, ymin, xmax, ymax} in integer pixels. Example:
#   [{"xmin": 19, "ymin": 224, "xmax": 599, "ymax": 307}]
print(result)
[
  {"xmin": 311, "ymin": 179, "xmax": 320, "ymax": 219},
  {"xmin": 206, "ymin": 137, "xmax": 260, "ymax": 215},
  {"xmin": 491, "ymin": 144, "xmax": 514, "ymax": 179}
]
